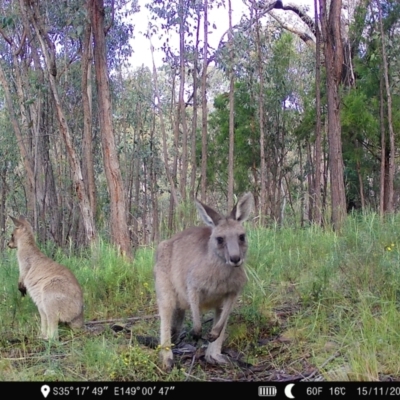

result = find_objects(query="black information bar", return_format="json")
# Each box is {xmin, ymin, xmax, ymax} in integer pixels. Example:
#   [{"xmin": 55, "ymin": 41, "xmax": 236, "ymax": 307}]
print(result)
[{"xmin": 2, "ymin": 381, "xmax": 400, "ymax": 399}]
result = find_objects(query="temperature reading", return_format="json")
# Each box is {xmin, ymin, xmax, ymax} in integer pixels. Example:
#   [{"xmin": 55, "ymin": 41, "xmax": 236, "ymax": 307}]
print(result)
[{"xmin": 329, "ymin": 387, "xmax": 346, "ymax": 396}]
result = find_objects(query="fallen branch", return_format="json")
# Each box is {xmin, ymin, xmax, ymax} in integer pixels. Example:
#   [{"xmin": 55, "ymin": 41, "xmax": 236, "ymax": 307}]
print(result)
[
  {"xmin": 85, "ymin": 314, "xmax": 159, "ymax": 326},
  {"xmin": 182, "ymin": 371, "xmax": 206, "ymax": 381},
  {"xmin": 302, "ymin": 351, "xmax": 341, "ymax": 381}
]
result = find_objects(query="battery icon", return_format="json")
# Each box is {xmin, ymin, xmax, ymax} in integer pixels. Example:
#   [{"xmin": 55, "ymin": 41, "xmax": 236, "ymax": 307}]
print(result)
[{"xmin": 258, "ymin": 386, "xmax": 277, "ymax": 397}]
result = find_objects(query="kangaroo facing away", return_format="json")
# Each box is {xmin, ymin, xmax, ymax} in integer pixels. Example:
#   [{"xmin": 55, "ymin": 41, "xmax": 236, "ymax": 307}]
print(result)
[
  {"xmin": 154, "ymin": 193, "xmax": 254, "ymax": 370},
  {"xmin": 8, "ymin": 215, "xmax": 84, "ymax": 340}
]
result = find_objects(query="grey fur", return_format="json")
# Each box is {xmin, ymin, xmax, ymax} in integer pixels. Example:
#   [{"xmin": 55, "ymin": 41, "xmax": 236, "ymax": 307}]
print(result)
[
  {"xmin": 154, "ymin": 193, "xmax": 254, "ymax": 370},
  {"xmin": 8, "ymin": 215, "xmax": 84, "ymax": 340}
]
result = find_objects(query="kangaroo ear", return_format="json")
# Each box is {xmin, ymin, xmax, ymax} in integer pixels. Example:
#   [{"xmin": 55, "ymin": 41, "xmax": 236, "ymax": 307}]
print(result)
[
  {"xmin": 231, "ymin": 192, "xmax": 254, "ymax": 222},
  {"xmin": 9, "ymin": 215, "xmax": 22, "ymax": 227},
  {"xmin": 19, "ymin": 215, "xmax": 33, "ymax": 230},
  {"xmin": 195, "ymin": 199, "xmax": 222, "ymax": 227}
]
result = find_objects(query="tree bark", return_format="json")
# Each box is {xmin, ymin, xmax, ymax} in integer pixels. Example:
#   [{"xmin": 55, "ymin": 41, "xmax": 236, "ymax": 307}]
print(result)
[
  {"xmin": 0, "ymin": 64, "xmax": 35, "ymax": 215},
  {"xmin": 149, "ymin": 37, "xmax": 179, "ymax": 208},
  {"xmin": 313, "ymin": 0, "xmax": 322, "ymax": 225},
  {"xmin": 81, "ymin": 19, "xmax": 97, "ymax": 219},
  {"xmin": 89, "ymin": 0, "xmax": 130, "ymax": 256},
  {"xmin": 379, "ymin": 76, "xmax": 386, "ymax": 217},
  {"xmin": 200, "ymin": 0, "xmax": 209, "ymax": 202},
  {"xmin": 377, "ymin": 0, "xmax": 395, "ymax": 214},
  {"xmin": 190, "ymin": 7, "xmax": 201, "ymax": 202},
  {"xmin": 227, "ymin": 0, "xmax": 235, "ymax": 210},
  {"xmin": 178, "ymin": 0, "xmax": 188, "ymax": 202},
  {"xmin": 25, "ymin": 0, "xmax": 96, "ymax": 243},
  {"xmin": 254, "ymin": 2, "xmax": 266, "ymax": 224},
  {"xmin": 320, "ymin": 0, "xmax": 346, "ymax": 230}
]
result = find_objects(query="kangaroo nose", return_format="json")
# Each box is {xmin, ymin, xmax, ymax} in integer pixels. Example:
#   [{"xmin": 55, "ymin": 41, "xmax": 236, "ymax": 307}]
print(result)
[{"xmin": 230, "ymin": 255, "xmax": 241, "ymax": 265}]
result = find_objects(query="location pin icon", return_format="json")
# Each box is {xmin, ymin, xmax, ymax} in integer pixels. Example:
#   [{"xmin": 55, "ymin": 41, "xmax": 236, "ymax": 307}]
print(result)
[{"xmin": 41, "ymin": 385, "xmax": 51, "ymax": 399}]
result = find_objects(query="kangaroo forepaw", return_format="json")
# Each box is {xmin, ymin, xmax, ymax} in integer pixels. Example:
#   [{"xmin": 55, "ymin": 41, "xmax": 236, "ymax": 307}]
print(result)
[
  {"xmin": 190, "ymin": 328, "xmax": 202, "ymax": 341},
  {"xmin": 206, "ymin": 332, "xmax": 220, "ymax": 342},
  {"xmin": 38, "ymin": 333, "xmax": 48, "ymax": 340},
  {"xmin": 18, "ymin": 282, "xmax": 27, "ymax": 297},
  {"xmin": 163, "ymin": 357, "xmax": 174, "ymax": 372},
  {"xmin": 160, "ymin": 350, "xmax": 174, "ymax": 372},
  {"xmin": 205, "ymin": 352, "xmax": 230, "ymax": 365}
]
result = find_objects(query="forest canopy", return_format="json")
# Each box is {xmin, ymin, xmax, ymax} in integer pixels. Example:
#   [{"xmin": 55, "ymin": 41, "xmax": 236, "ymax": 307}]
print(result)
[{"xmin": 0, "ymin": 0, "xmax": 399, "ymax": 253}]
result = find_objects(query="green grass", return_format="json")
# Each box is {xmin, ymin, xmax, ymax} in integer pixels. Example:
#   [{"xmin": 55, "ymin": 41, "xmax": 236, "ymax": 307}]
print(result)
[{"xmin": 2, "ymin": 212, "xmax": 400, "ymax": 381}]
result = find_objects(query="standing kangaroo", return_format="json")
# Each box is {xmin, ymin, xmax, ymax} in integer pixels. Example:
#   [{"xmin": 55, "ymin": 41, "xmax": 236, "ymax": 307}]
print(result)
[
  {"xmin": 154, "ymin": 193, "xmax": 254, "ymax": 370},
  {"xmin": 8, "ymin": 215, "xmax": 84, "ymax": 340}
]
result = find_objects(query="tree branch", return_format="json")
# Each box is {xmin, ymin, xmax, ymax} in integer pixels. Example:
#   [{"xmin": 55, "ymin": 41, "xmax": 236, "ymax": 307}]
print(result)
[
  {"xmin": 104, "ymin": 0, "xmax": 114, "ymax": 35},
  {"xmin": 269, "ymin": 11, "xmax": 315, "ymax": 47}
]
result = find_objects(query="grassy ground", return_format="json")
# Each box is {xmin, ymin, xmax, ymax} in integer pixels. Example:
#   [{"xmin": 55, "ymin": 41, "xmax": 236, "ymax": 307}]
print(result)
[{"xmin": 1, "ymin": 212, "xmax": 400, "ymax": 381}]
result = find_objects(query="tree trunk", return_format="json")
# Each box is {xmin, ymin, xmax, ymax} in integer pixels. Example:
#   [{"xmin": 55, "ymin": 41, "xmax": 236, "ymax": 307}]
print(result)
[
  {"xmin": 254, "ymin": 5, "xmax": 266, "ymax": 225},
  {"xmin": 89, "ymin": 0, "xmax": 131, "ymax": 256},
  {"xmin": 190, "ymin": 7, "xmax": 201, "ymax": 202},
  {"xmin": 18, "ymin": 0, "xmax": 62, "ymax": 243},
  {"xmin": 320, "ymin": 0, "xmax": 346, "ymax": 230},
  {"xmin": 81, "ymin": 20, "xmax": 97, "ymax": 219},
  {"xmin": 379, "ymin": 76, "xmax": 386, "ymax": 217},
  {"xmin": 150, "ymin": 114, "xmax": 159, "ymax": 243},
  {"xmin": 377, "ymin": 0, "xmax": 395, "ymax": 214},
  {"xmin": 178, "ymin": 0, "xmax": 188, "ymax": 202},
  {"xmin": 25, "ymin": 0, "xmax": 96, "ymax": 244},
  {"xmin": 227, "ymin": 0, "xmax": 235, "ymax": 210},
  {"xmin": 307, "ymin": 141, "xmax": 314, "ymax": 223},
  {"xmin": 149, "ymin": 36, "xmax": 179, "ymax": 208},
  {"xmin": 0, "ymin": 165, "xmax": 7, "ymax": 251},
  {"xmin": 200, "ymin": 0, "xmax": 209, "ymax": 202},
  {"xmin": 0, "ymin": 64, "xmax": 35, "ymax": 216},
  {"xmin": 313, "ymin": 0, "xmax": 322, "ymax": 225}
]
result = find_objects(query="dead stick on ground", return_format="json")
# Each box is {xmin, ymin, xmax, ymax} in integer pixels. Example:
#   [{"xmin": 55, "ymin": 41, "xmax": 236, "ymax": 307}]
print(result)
[
  {"xmin": 85, "ymin": 314, "xmax": 159, "ymax": 325},
  {"xmin": 185, "ymin": 354, "xmax": 197, "ymax": 381},
  {"xmin": 182, "ymin": 372, "xmax": 205, "ymax": 381},
  {"xmin": 302, "ymin": 351, "xmax": 341, "ymax": 381}
]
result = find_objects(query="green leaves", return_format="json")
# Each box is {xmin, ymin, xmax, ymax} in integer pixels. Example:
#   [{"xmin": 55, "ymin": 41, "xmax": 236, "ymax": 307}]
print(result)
[{"xmin": 0, "ymin": 16, "xmax": 15, "ymax": 29}]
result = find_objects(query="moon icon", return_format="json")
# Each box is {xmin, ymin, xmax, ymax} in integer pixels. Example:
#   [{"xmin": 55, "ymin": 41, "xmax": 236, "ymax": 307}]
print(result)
[{"xmin": 284, "ymin": 383, "xmax": 295, "ymax": 399}]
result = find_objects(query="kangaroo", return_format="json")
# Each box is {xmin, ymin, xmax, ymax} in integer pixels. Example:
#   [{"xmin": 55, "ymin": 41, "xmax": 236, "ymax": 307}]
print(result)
[
  {"xmin": 8, "ymin": 215, "xmax": 84, "ymax": 340},
  {"xmin": 154, "ymin": 192, "xmax": 254, "ymax": 370}
]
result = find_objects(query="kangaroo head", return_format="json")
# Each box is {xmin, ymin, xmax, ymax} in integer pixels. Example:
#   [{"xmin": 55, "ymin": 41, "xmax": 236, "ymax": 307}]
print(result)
[
  {"xmin": 196, "ymin": 193, "xmax": 254, "ymax": 267},
  {"xmin": 8, "ymin": 215, "xmax": 35, "ymax": 249}
]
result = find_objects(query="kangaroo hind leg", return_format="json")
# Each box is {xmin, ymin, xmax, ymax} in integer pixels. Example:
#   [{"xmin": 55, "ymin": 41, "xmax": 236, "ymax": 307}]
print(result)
[{"xmin": 171, "ymin": 308, "xmax": 185, "ymax": 344}]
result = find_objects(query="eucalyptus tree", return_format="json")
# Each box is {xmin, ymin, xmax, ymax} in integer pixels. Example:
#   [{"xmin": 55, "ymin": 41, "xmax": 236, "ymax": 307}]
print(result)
[
  {"xmin": 343, "ymin": 0, "xmax": 400, "ymax": 214},
  {"xmin": 0, "ymin": 0, "xmax": 74, "ymax": 244},
  {"xmin": 0, "ymin": 0, "xmax": 139, "ymax": 250},
  {"xmin": 211, "ymin": 21, "xmax": 307, "ymax": 224},
  {"xmin": 319, "ymin": 0, "xmax": 346, "ymax": 229},
  {"xmin": 23, "ymin": 0, "xmax": 97, "ymax": 244},
  {"xmin": 112, "ymin": 65, "xmax": 163, "ymax": 245},
  {"xmin": 251, "ymin": 0, "xmax": 267, "ymax": 221},
  {"xmin": 88, "ymin": 0, "xmax": 132, "ymax": 257},
  {"xmin": 226, "ymin": 0, "xmax": 235, "ymax": 210},
  {"xmin": 376, "ymin": 0, "xmax": 395, "ymax": 215},
  {"xmin": 146, "ymin": 0, "xmax": 193, "ymax": 207},
  {"xmin": 0, "ymin": 90, "xmax": 20, "ymax": 250},
  {"xmin": 146, "ymin": 0, "xmax": 226, "ymax": 209},
  {"xmin": 200, "ymin": 0, "xmax": 209, "ymax": 202}
]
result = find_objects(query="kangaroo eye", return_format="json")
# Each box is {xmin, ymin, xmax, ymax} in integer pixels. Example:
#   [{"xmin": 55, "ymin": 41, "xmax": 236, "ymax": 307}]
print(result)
[
  {"xmin": 239, "ymin": 234, "xmax": 246, "ymax": 242},
  {"xmin": 216, "ymin": 237, "xmax": 224, "ymax": 245}
]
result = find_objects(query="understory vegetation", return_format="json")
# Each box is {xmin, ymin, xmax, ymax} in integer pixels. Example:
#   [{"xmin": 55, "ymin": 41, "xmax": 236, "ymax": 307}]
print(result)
[{"xmin": 1, "ymin": 212, "xmax": 400, "ymax": 381}]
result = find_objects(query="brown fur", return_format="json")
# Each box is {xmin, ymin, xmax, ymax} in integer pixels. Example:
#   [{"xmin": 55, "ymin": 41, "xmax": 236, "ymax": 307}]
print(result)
[
  {"xmin": 8, "ymin": 215, "xmax": 84, "ymax": 340},
  {"xmin": 154, "ymin": 193, "xmax": 254, "ymax": 370}
]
